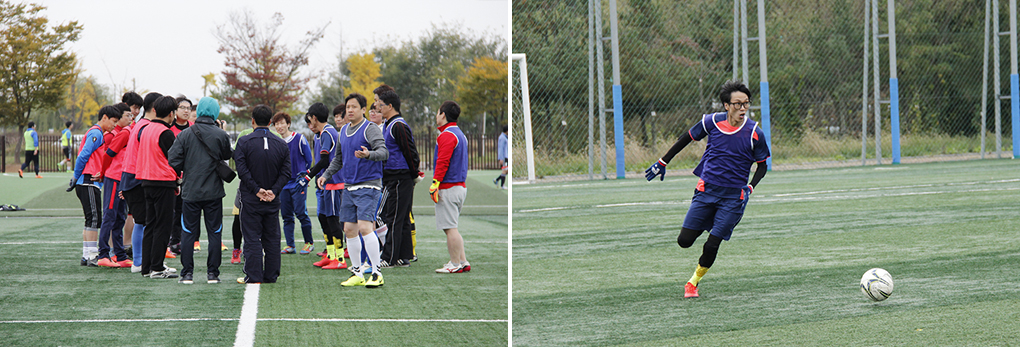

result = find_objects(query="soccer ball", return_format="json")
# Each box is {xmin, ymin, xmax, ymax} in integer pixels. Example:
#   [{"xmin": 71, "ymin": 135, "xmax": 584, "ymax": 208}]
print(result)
[{"xmin": 860, "ymin": 268, "xmax": 894, "ymax": 301}]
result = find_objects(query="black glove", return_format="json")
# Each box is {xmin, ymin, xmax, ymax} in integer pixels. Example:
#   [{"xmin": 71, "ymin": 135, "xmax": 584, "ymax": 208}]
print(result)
[{"xmin": 66, "ymin": 178, "xmax": 75, "ymax": 192}]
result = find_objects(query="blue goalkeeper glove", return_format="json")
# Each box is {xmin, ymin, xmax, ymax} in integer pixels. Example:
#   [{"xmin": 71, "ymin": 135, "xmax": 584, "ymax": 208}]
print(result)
[{"xmin": 645, "ymin": 158, "xmax": 667, "ymax": 181}]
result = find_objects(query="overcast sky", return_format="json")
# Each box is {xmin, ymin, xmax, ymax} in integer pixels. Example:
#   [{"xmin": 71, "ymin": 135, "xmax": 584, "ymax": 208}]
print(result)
[{"xmin": 32, "ymin": 0, "xmax": 508, "ymax": 105}]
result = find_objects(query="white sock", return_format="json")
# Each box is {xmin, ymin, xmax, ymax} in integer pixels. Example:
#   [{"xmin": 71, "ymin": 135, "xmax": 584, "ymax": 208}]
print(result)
[
  {"xmin": 84, "ymin": 241, "xmax": 98, "ymax": 258},
  {"xmin": 362, "ymin": 233, "xmax": 381, "ymax": 275},
  {"xmin": 346, "ymin": 236, "xmax": 362, "ymax": 275},
  {"xmin": 82, "ymin": 242, "xmax": 89, "ymax": 259}
]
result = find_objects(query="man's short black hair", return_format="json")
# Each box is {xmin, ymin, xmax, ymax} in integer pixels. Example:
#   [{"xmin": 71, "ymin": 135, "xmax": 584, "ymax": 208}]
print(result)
[
  {"xmin": 153, "ymin": 95, "xmax": 178, "ymax": 119},
  {"xmin": 377, "ymin": 90, "xmax": 401, "ymax": 114},
  {"xmin": 122, "ymin": 91, "xmax": 143, "ymax": 107},
  {"xmin": 98, "ymin": 105, "xmax": 123, "ymax": 121},
  {"xmin": 332, "ymin": 104, "xmax": 345, "ymax": 117},
  {"xmin": 114, "ymin": 103, "xmax": 130, "ymax": 115},
  {"xmin": 440, "ymin": 101, "xmax": 461, "ymax": 123},
  {"xmin": 175, "ymin": 96, "xmax": 192, "ymax": 107},
  {"xmin": 65, "ymin": 120, "xmax": 73, "ymax": 128},
  {"xmin": 143, "ymin": 92, "xmax": 163, "ymax": 113},
  {"xmin": 307, "ymin": 102, "xmax": 329, "ymax": 123},
  {"xmin": 252, "ymin": 104, "xmax": 273, "ymax": 126},
  {"xmin": 27, "ymin": 121, "xmax": 35, "ymax": 128},
  {"xmin": 502, "ymin": 125, "xmax": 508, "ymax": 133},
  {"xmin": 719, "ymin": 80, "xmax": 752, "ymax": 105},
  {"xmin": 344, "ymin": 93, "xmax": 367, "ymax": 109}
]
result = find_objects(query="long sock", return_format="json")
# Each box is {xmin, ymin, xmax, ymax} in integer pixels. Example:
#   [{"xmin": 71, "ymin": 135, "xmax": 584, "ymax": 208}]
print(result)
[
  {"xmin": 326, "ymin": 243, "xmax": 336, "ymax": 260},
  {"xmin": 82, "ymin": 241, "xmax": 89, "ymax": 259},
  {"xmin": 362, "ymin": 233, "xmax": 381, "ymax": 275},
  {"xmin": 132, "ymin": 224, "xmax": 144, "ymax": 261},
  {"xmin": 232, "ymin": 215, "xmax": 242, "ymax": 250},
  {"xmin": 346, "ymin": 235, "xmax": 362, "ymax": 274},
  {"xmin": 688, "ymin": 265, "xmax": 709, "ymax": 287},
  {"xmin": 409, "ymin": 212, "xmax": 417, "ymax": 257}
]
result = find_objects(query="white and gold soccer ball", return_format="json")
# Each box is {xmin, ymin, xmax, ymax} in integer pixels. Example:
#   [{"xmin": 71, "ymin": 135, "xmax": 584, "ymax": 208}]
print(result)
[{"xmin": 860, "ymin": 268, "xmax": 894, "ymax": 301}]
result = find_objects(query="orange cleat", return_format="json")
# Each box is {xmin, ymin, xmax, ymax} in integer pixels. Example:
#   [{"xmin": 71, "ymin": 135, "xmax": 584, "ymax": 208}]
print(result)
[
  {"xmin": 164, "ymin": 248, "xmax": 177, "ymax": 259},
  {"xmin": 231, "ymin": 249, "xmax": 242, "ymax": 264},
  {"xmin": 312, "ymin": 255, "xmax": 331, "ymax": 267},
  {"xmin": 321, "ymin": 259, "xmax": 347, "ymax": 270},
  {"xmin": 35, "ymin": 175, "xmax": 43, "ymax": 179},
  {"xmin": 115, "ymin": 259, "xmax": 133, "ymax": 267},
  {"xmin": 194, "ymin": 241, "xmax": 201, "ymax": 251},
  {"xmin": 684, "ymin": 282, "xmax": 699, "ymax": 298},
  {"xmin": 97, "ymin": 258, "xmax": 121, "ymax": 268}
]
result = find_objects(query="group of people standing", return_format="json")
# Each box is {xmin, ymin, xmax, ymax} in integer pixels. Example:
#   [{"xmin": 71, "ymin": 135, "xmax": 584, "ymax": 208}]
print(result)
[{"xmin": 51, "ymin": 84, "xmax": 474, "ymax": 287}]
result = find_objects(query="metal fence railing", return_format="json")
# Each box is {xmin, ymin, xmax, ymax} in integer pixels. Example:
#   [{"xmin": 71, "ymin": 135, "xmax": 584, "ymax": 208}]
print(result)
[
  {"xmin": 2, "ymin": 134, "xmax": 75, "ymax": 173},
  {"xmin": 512, "ymin": 0, "xmax": 1014, "ymax": 182}
]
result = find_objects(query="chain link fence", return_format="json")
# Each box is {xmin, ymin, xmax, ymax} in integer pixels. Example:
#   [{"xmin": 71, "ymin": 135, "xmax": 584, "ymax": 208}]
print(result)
[{"xmin": 512, "ymin": 0, "xmax": 1013, "ymax": 182}]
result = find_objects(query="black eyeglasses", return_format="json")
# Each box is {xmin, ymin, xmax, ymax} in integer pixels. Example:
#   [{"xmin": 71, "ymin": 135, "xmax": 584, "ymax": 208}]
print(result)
[{"xmin": 727, "ymin": 102, "xmax": 751, "ymax": 109}]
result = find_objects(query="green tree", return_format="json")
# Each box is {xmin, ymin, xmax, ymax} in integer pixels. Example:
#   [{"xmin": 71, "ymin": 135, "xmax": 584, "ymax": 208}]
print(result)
[
  {"xmin": 0, "ymin": 0, "xmax": 81, "ymax": 142},
  {"xmin": 374, "ymin": 24, "xmax": 505, "ymax": 131},
  {"xmin": 212, "ymin": 10, "xmax": 327, "ymax": 119},
  {"xmin": 456, "ymin": 56, "xmax": 508, "ymax": 131}
]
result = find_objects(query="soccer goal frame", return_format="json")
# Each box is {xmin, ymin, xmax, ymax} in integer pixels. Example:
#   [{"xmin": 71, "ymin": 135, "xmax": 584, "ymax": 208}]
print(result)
[{"xmin": 511, "ymin": 53, "xmax": 536, "ymax": 184}]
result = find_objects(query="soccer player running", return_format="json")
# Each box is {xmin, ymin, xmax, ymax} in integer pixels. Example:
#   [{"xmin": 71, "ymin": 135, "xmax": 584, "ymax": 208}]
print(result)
[
  {"xmin": 644, "ymin": 80, "xmax": 770, "ymax": 298},
  {"xmin": 431, "ymin": 101, "xmax": 471, "ymax": 274},
  {"xmin": 299, "ymin": 103, "xmax": 347, "ymax": 270},
  {"xmin": 68, "ymin": 106, "xmax": 121, "ymax": 266},
  {"xmin": 272, "ymin": 111, "xmax": 315, "ymax": 255},
  {"xmin": 375, "ymin": 87, "xmax": 421, "ymax": 268},
  {"xmin": 19, "ymin": 121, "xmax": 40, "ymax": 179},
  {"xmin": 318, "ymin": 93, "xmax": 389, "ymax": 287},
  {"xmin": 58, "ymin": 121, "xmax": 74, "ymax": 172}
]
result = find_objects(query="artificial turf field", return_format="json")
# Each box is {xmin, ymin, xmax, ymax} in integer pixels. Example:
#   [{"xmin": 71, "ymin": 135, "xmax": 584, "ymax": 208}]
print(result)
[
  {"xmin": 0, "ymin": 170, "xmax": 508, "ymax": 346},
  {"xmin": 512, "ymin": 159, "xmax": 1020, "ymax": 346}
]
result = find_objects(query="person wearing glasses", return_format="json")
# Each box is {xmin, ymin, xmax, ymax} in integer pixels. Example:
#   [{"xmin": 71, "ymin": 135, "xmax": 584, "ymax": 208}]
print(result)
[{"xmin": 643, "ymin": 80, "xmax": 770, "ymax": 299}]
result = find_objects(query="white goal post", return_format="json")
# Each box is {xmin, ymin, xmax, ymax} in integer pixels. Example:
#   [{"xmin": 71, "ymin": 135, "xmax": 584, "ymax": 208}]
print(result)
[{"xmin": 511, "ymin": 53, "xmax": 536, "ymax": 184}]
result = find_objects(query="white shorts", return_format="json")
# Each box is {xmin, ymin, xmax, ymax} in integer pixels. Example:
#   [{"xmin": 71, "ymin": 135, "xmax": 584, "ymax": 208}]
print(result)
[{"xmin": 435, "ymin": 186, "xmax": 466, "ymax": 230}]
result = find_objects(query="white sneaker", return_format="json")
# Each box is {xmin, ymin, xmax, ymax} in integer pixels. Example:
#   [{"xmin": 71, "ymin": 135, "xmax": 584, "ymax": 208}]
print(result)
[
  {"xmin": 163, "ymin": 263, "xmax": 177, "ymax": 273},
  {"xmin": 130, "ymin": 265, "xmax": 142, "ymax": 273},
  {"xmin": 435, "ymin": 261, "xmax": 465, "ymax": 273}
]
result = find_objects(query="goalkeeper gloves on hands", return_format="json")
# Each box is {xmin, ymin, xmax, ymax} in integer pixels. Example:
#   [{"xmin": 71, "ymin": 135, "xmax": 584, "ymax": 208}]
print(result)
[
  {"xmin": 645, "ymin": 158, "xmax": 667, "ymax": 181},
  {"xmin": 66, "ymin": 178, "xmax": 75, "ymax": 192},
  {"xmin": 414, "ymin": 171, "xmax": 425, "ymax": 184},
  {"xmin": 296, "ymin": 170, "xmax": 311, "ymax": 187},
  {"xmin": 429, "ymin": 179, "xmax": 441, "ymax": 203}
]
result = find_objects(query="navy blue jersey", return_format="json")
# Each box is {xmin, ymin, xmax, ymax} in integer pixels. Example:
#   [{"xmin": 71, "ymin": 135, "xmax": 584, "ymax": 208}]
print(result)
[{"xmin": 689, "ymin": 112, "xmax": 770, "ymax": 190}]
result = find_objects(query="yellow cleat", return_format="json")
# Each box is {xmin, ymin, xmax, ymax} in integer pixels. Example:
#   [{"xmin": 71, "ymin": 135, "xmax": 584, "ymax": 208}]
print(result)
[
  {"xmin": 341, "ymin": 274, "xmax": 366, "ymax": 287},
  {"xmin": 365, "ymin": 272, "xmax": 384, "ymax": 288}
]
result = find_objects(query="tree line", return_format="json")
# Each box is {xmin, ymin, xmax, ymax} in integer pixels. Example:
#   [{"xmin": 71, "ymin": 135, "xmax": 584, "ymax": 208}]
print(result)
[{"xmin": 513, "ymin": 0, "xmax": 994, "ymax": 153}]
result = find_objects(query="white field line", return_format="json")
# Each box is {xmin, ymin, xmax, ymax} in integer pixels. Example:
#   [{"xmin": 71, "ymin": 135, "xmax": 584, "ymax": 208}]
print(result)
[
  {"xmin": 15, "ymin": 205, "xmax": 506, "ymax": 211},
  {"xmin": 257, "ymin": 318, "xmax": 507, "ymax": 322},
  {"xmin": 0, "ymin": 318, "xmax": 507, "ymax": 323},
  {"xmin": 0, "ymin": 240, "xmax": 507, "ymax": 245},
  {"xmin": 514, "ymin": 179, "xmax": 1020, "ymax": 213},
  {"xmin": 233, "ymin": 283, "xmax": 260, "ymax": 347}
]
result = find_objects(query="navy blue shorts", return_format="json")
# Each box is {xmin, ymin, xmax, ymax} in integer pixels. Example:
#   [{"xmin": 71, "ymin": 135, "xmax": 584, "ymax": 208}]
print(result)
[
  {"xmin": 682, "ymin": 189, "xmax": 750, "ymax": 241},
  {"xmin": 340, "ymin": 188, "xmax": 381, "ymax": 223},
  {"xmin": 316, "ymin": 189, "xmax": 342, "ymax": 217}
]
